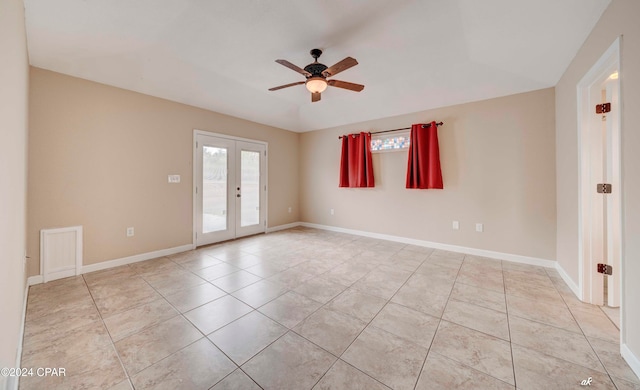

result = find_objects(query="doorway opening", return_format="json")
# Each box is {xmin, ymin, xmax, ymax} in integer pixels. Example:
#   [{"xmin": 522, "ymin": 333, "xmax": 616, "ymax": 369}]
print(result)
[
  {"xmin": 193, "ymin": 131, "xmax": 267, "ymax": 247},
  {"xmin": 577, "ymin": 37, "xmax": 622, "ymax": 330}
]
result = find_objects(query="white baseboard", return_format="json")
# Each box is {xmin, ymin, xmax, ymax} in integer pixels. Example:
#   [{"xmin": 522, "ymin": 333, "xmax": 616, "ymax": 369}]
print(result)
[
  {"xmin": 266, "ymin": 222, "xmax": 302, "ymax": 233},
  {"xmin": 27, "ymin": 275, "xmax": 43, "ymax": 286},
  {"xmin": 7, "ymin": 284, "xmax": 30, "ymax": 390},
  {"xmin": 82, "ymin": 244, "xmax": 195, "ymax": 274},
  {"xmin": 300, "ymin": 222, "xmax": 556, "ymax": 268},
  {"xmin": 27, "ymin": 244, "xmax": 195, "ymax": 285},
  {"xmin": 621, "ymin": 344, "xmax": 640, "ymax": 381},
  {"xmin": 554, "ymin": 261, "xmax": 582, "ymax": 300}
]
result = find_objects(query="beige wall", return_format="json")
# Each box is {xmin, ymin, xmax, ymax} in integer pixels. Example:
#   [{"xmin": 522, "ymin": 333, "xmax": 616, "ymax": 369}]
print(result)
[
  {"xmin": 0, "ymin": 0, "xmax": 29, "ymax": 385},
  {"xmin": 555, "ymin": 0, "xmax": 640, "ymax": 365},
  {"xmin": 300, "ymin": 88, "xmax": 557, "ymax": 261},
  {"xmin": 27, "ymin": 68, "xmax": 299, "ymax": 275}
]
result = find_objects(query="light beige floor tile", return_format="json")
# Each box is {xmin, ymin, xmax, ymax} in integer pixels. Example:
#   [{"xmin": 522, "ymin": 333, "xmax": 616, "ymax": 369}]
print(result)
[
  {"xmin": 430, "ymin": 320, "xmax": 514, "ymax": 385},
  {"xmin": 231, "ymin": 279, "xmax": 289, "ymax": 308},
  {"xmin": 131, "ymin": 338, "xmax": 235, "ymax": 390},
  {"xmin": 20, "ymin": 345, "xmax": 126, "ymax": 390},
  {"xmin": 22, "ymin": 319, "xmax": 112, "ymax": 368},
  {"xmin": 294, "ymin": 259, "xmax": 341, "ymax": 276},
  {"xmin": 242, "ymin": 332, "xmax": 336, "ymax": 390},
  {"xmin": 211, "ymin": 270, "xmax": 262, "ymax": 293},
  {"xmin": 293, "ymin": 307, "xmax": 367, "ymax": 356},
  {"xmin": 223, "ymin": 254, "xmax": 264, "ymax": 269},
  {"xmin": 167, "ymin": 250, "xmax": 216, "ymax": 264},
  {"xmin": 504, "ymin": 276, "xmax": 564, "ymax": 306},
  {"xmin": 211, "ymin": 369, "xmax": 261, "ymax": 390},
  {"xmin": 509, "ymin": 315, "xmax": 604, "ymax": 372},
  {"xmin": 293, "ymin": 277, "xmax": 347, "ymax": 304},
  {"xmin": 326, "ymin": 289, "xmax": 386, "ymax": 323},
  {"xmin": 163, "ymin": 283, "xmax": 227, "ymax": 313},
  {"xmin": 143, "ymin": 269, "xmax": 207, "ymax": 296},
  {"xmin": 570, "ymin": 306, "xmax": 620, "ymax": 344},
  {"xmin": 115, "ymin": 316, "xmax": 203, "ymax": 375},
  {"xmin": 506, "ymin": 294, "xmax": 581, "ymax": 333},
  {"xmin": 443, "ymin": 299, "xmax": 510, "ymax": 341},
  {"xmin": 93, "ymin": 283, "xmax": 163, "ymax": 317},
  {"xmin": 322, "ymin": 263, "xmax": 375, "ymax": 286},
  {"xmin": 463, "ymin": 255, "xmax": 502, "ymax": 270},
  {"xmin": 414, "ymin": 262, "xmax": 460, "ymax": 280},
  {"xmin": 244, "ymin": 262, "xmax": 288, "ymax": 278},
  {"xmin": 391, "ymin": 284, "xmax": 450, "ymax": 318},
  {"xmin": 103, "ymin": 298, "xmax": 178, "ymax": 341},
  {"xmin": 351, "ymin": 266, "xmax": 411, "ymax": 300},
  {"xmin": 589, "ymin": 337, "xmax": 640, "ymax": 384},
  {"xmin": 313, "ymin": 360, "xmax": 390, "ymax": 390},
  {"xmin": 209, "ymin": 311, "xmax": 287, "ymax": 365},
  {"xmin": 501, "ymin": 261, "xmax": 548, "ymax": 275},
  {"xmin": 450, "ymin": 282, "xmax": 506, "ymax": 312},
  {"xmin": 423, "ymin": 255, "xmax": 463, "ymax": 270},
  {"xmin": 28, "ymin": 275, "xmax": 88, "ymax": 299},
  {"xmin": 129, "ymin": 257, "xmax": 182, "ymax": 277},
  {"xmin": 370, "ymin": 302, "xmax": 439, "ymax": 349},
  {"xmin": 24, "ymin": 298, "xmax": 100, "ymax": 339},
  {"xmin": 456, "ymin": 267, "xmax": 504, "ymax": 293},
  {"xmin": 259, "ymin": 291, "xmax": 323, "ymax": 328},
  {"xmin": 184, "ymin": 295, "xmax": 253, "ymax": 335},
  {"xmin": 26, "ymin": 287, "xmax": 94, "ymax": 320},
  {"xmin": 601, "ymin": 306, "xmax": 621, "ymax": 329},
  {"xmin": 85, "ymin": 274, "xmax": 149, "ymax": 300},
  {"xmin": 194, "ymin": 263, "xmax": 242, "ymax": 281},
  {"xmin": 178, "ymin": 255, "xmax": 223, "ymax": 271},
  {"xmin": 415, "ymin": 352, "xmax": 514, "ymax": 390},
  {"xmin": 108, "ymin": 380, "xmax": 134, "ymax": 390},
  {"xmin": 512, "ymin": 344, "xmax": 616, "ymax": 390},
  {"xmin": 342, "ymin": 326, "xmax": 428, "ymax": 390},
  {"xmin": 267, "ymin": 268, "xmax": 315, "ymax": 289},
  {"xmin": 432, "ymin": 249, "xmax": 465, "ymax": 260},
  {"xmin": 612, "ymin": 376, "xmax": 640, "ymax": 390}
]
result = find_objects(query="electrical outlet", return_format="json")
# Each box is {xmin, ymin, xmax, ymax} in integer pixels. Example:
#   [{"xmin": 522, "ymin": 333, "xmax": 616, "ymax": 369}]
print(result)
[
  {"xmin": 452, "ymin": 221, "xmax": 460, "ymax": 230},
  {"xmin": 168, "ymin": 175, "xmax": 181, "ymax": 183},
  {"xmin": 288, "ymin": 207, "xmax": 292, "ymax": 213},
  {"xmin": 330, "ymin": 208, "xmax": 335, "ymax": 215},
  {"xmin": 126, "ymin": 227, "xmax": 135, "ymax": 237},
  {"xmin": 475, "ymin": 223, "xmax": 483, "ymax": 232}
]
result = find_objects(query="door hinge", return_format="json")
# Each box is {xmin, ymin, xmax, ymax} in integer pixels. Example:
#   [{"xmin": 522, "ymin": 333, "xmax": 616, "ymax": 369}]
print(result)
[
  {"xmin": 597, "ymin": 263, "xmax": 613, "ymax": 275},
  {"xmin": 196, "ymin": 141, "xmax": 198, "ymax": 149},
  {"xmin": 596, "ymin": 102, "xmax": 611, "ymax": 114},
  {"xmin": 196, "ymin": 186, "xmax": 198, "ymax": 194},
  {"xmin": 597, "ymin": 183, "xmax": 612, "ymax": 194},
  {"xmin": 264, "ymin": 150, "xmax": 267, "ymax": 157}
]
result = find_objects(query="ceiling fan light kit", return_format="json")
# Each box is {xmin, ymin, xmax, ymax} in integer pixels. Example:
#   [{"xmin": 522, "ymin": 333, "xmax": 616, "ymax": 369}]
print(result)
[{"xmin": 269, "ymin": 49, "xmax": 364, "ymax": 102}]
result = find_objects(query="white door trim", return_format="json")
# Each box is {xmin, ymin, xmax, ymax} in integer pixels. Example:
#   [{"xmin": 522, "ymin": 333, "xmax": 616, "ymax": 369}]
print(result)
[
  {"xmin": 192, "ymin": 130, "xmax": 268, "ymax": 247},
  {"xmin": 576, "ymin": 36, "xmax": 623, "ymax": 340}
]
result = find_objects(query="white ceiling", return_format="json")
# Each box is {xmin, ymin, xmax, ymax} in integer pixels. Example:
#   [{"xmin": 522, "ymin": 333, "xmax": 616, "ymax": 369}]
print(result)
[{"xmin": 24, "ymin": 0, "xmax": 610, "ymax": 132}]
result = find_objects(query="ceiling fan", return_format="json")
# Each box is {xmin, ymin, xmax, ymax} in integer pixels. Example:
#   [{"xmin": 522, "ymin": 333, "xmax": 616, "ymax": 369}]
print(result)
[{"xmin": 269, "ymin": 49, "xmax": 364, "ymax": 102}]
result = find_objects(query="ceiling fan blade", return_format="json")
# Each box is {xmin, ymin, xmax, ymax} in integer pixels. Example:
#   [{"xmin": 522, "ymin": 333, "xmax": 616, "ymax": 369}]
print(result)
[
  {"xmin": 312, "ymin": 92, "xmax": 321, "ymax": 102},
  {"xmin": 275, "ymin": 59, "xmax": 312, "ymax": 77},
  {"xmin": 268, "ymin": 81, "xmax": 305, "ymax": 91},
  {"xmin": 327, "ymin": 79, "xmax": 365, "ymax": 92},
  {"xmin": 322, "ymin": 57, "xmax": 358, "ymax": 77}
]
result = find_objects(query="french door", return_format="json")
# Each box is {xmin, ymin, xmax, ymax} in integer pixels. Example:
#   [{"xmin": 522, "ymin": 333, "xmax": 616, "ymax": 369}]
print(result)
[{"xmin": 195, "ymin": 132, "xmax": 266, "ymax": 246}]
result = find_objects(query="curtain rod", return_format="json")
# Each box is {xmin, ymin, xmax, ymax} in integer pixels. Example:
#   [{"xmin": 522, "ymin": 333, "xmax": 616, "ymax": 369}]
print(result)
[{"xmin": 338, "ymin": 122, "xmax": 443, "ymax": 139}]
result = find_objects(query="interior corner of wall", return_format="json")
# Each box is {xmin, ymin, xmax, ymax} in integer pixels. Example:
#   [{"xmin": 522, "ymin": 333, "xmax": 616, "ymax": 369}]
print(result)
[{"xmin": 554, "ymin": 261, "xmax": 582, "ymax": 300}]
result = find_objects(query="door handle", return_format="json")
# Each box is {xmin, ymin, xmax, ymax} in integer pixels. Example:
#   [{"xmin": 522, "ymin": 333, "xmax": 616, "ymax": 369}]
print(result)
[{"xmin": 237, "ymin": 194, "xmax": 241, "ymax": 198}]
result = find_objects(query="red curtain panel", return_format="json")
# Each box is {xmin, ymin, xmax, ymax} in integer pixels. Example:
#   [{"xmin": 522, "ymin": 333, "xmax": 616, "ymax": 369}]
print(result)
[
  {"xmin": 339, "ymin": 132, "xmax": 375, "ymax": 187},
  {"xmin": 406, "ymin": 122, "xmax": 443, "ymax": 189}
]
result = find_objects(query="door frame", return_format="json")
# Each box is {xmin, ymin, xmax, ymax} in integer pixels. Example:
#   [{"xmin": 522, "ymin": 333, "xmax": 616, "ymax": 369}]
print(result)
[
  {"xmin": 192, "ymin": 130, "xmax": 268, "ymax": 247},
  {"xmin": 576, "ymin": 36, "xmax": 623, "ymax": 334}
]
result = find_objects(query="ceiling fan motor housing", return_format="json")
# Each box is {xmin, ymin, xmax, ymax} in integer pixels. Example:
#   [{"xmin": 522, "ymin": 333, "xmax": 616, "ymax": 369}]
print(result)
[{"xmin": 304, "ymin": 62, "xmax": 328, "ymax": 78}]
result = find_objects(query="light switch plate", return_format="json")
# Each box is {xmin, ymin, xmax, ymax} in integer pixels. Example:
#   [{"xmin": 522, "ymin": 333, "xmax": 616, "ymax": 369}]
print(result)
[
  {"xmin": 168, "ymin": 175, "xmax": 181, "ymax": 183},
  {"xmin": 452, "ymin": 221, "xmax": 460, "ymax": 230},
  {"xmin": 475, "ymin": 223, "xmax": 483, "ymax": 232}
]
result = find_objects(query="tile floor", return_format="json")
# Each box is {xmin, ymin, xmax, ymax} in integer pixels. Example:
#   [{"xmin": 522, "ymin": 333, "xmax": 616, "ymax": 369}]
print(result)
[{"xmin": 20, "ymin": 227, "xmax": 639, "ymax": 389}]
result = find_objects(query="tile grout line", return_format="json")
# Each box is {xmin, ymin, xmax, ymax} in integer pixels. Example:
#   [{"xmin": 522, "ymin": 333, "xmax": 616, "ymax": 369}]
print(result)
[{"xmin": 501, "ymin": 260, "xmax": 518, "ymax": 389}]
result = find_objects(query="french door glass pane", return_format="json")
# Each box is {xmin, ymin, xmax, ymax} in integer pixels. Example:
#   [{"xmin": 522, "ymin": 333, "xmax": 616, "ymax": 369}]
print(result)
[
  {"xmin": 203, "ymin": 146, "xmax": 227, "ymax": 233},
  {"xmin": 241, "ymin": 150, "xmax": 260, "ymax": 227}
]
